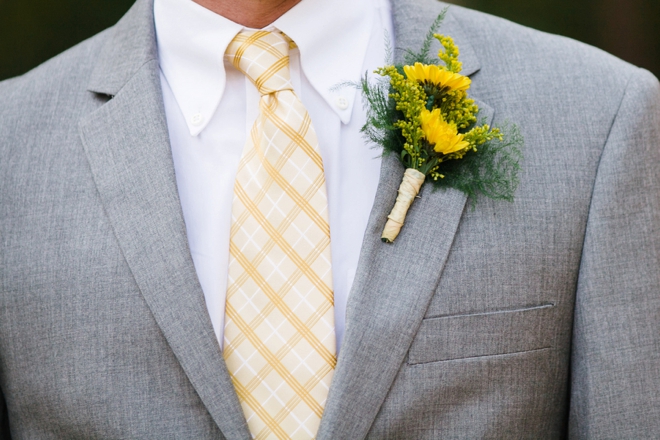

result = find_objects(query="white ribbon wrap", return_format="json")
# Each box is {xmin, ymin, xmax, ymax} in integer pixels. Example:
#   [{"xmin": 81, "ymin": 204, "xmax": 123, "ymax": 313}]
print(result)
[{"xmin": 381, "ymin": 168, "xmax": 426, "ymax": 243}]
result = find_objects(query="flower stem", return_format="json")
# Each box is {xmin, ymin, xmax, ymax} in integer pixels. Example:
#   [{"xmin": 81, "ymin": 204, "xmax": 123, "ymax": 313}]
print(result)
[{"xmin": 381, "ymin": 168, "xmax": 426, "ymax": 243}]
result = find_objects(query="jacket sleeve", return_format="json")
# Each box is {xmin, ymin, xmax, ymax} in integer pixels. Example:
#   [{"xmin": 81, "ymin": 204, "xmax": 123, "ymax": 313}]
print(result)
[{"xmin": 569, "ymin": 68, "xmax": 660, "ymax": 438}]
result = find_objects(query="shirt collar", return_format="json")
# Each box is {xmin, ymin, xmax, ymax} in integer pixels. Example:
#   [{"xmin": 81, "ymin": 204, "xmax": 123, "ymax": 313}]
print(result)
[{"xmin": 154, "ymin": 0, "xmax": 377, "ymax": 136}]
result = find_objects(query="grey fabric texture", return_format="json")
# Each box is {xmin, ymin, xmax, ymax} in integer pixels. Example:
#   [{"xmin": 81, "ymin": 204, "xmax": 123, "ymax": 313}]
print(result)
[{"xmin": 1, "ymin": 0, "xmax": 659, "ymax": 438}]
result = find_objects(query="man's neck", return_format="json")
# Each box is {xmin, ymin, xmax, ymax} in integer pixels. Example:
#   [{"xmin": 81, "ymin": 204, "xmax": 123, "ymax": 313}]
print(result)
[{"xmin": 192, "ymin": 0, "xmax": 302, "ymax": 28}]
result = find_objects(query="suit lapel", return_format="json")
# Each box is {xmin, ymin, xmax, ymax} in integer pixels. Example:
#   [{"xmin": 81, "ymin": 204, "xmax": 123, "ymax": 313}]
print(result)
[
  {"xmin": 317, "ymin": 2, "xmax": 492, "ymax": 438},
  {"xmin": 79, "ymin": 1, "xmax": 249, "ymax": 438}
]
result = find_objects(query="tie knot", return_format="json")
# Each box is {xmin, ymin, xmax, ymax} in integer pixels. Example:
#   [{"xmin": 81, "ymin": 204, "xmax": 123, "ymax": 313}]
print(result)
[{"xmin": 225, "ymin": 30, "xmax": 294, "ymax": 96}]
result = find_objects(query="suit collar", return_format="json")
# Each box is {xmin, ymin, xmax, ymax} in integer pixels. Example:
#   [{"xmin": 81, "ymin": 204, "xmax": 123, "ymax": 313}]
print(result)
[{"xmin": 87, "ymin": 0, "xmax": 158, "ymax": 97}]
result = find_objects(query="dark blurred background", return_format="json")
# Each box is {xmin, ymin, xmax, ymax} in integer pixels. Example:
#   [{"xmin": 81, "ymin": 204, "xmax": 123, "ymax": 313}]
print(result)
[{"xmin": 0, "ymin": 0, "xmax": 658, "ymax": 81}]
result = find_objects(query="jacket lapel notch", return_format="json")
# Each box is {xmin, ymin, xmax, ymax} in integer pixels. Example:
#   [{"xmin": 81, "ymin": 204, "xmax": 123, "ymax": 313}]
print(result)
[
  {"xmin": 391, "ymin": 0, "xmax": 481, "ymax": 78},
  {"xmin": 87, "ymin": 0, "xmax": 158, "ymax": 97}
]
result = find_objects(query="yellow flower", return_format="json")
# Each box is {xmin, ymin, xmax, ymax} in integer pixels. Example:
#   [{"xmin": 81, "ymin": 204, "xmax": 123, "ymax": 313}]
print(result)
[
  {"xmin": 403, "ymin": 62, "xmax": 471, "ymax": 92},
  {"xmin": 420, "ymin": 109, "xmax": 469, "ymax": 155}
]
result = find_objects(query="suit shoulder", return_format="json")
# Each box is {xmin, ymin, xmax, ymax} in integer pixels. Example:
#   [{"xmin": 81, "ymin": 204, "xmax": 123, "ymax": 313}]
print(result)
[
  {"xmin": 0, "ymin": 27, "xmax": 112, "ymax": 111},
  {"xmin": 447, "ymin": 4, "xmax": 641, "ymax": 83},
  {"xmin": 438, "ymin": 2, "xmax": 660, "ymax": 123}
]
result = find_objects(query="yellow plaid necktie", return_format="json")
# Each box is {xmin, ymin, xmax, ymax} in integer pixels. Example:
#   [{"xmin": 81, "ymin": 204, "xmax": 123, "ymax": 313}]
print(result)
[{"xmin": 223, "ymin": 30, "xmax": 336, "ymax": 439}]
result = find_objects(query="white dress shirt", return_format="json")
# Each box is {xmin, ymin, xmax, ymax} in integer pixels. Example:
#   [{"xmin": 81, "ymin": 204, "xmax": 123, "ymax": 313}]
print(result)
[{"xmin": 154, "ymin": 0, "xmax": 393, "ymax": 352}]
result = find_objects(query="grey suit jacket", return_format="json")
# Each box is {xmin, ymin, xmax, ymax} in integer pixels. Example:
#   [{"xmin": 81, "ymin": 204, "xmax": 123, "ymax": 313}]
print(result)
[{"xmin": 1, "ymin": 0, "xmax": 659, "ymax": 438}]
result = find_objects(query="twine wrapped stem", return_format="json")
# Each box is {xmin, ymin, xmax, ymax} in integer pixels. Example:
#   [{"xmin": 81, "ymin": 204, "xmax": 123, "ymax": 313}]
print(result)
[{"xmin": 381, "ymin": 168, "xmax": 426, "ymax": 243}]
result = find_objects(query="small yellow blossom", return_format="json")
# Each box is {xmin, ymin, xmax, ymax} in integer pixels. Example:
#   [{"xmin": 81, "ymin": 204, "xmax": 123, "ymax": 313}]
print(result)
[
  {"xmin": 420, "ymin": 108, "xmax": 469, "ymax": 155},
  {"xmin": 435, "ymin": 34, "xmax": 463, "ymax": 73},
  {"xmin": 403, "ymin": 63, "xmax": 471, "ymax": 92},
  {"xmin": 377, "ymin": 65, "xmax": 429, "ymax": 167}
]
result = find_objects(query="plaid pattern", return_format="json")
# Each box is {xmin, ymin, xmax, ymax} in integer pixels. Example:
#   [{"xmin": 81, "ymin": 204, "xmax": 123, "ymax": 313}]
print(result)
[{"xmin": 223, "ymin": 31, "xmax": 336, "ymax": 440}]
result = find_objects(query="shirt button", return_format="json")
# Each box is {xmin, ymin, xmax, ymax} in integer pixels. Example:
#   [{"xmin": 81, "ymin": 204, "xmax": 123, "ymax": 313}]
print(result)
[
  {"xmin": 191, "ymin": 113, "xmax": 204, "ymax": 126},
  {"xmin": 335, "ymin": 97, "xmax": 349, "ymax": 110}
]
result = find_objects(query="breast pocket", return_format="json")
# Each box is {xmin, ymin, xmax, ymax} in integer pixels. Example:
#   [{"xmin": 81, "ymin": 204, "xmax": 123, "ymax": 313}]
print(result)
[{"xmin": 408, "ymin": 304, "xmax": 556, "ymax": 365}]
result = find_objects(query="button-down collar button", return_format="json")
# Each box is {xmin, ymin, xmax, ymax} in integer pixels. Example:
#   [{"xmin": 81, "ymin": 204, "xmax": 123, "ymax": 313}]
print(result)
[
  {"xmin": 191, "ymin": 113, "xmax": 204, "ymax": 126},
  {"xmin": 335, "ymin": 96, "xmax": 349, "ymax": 110}
]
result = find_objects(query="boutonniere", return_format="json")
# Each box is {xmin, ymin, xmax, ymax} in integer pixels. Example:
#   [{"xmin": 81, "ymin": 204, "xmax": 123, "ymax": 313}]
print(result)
[{"xmin": 359, "ymin": 11, "xmax": 523, "ymax": 243}]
